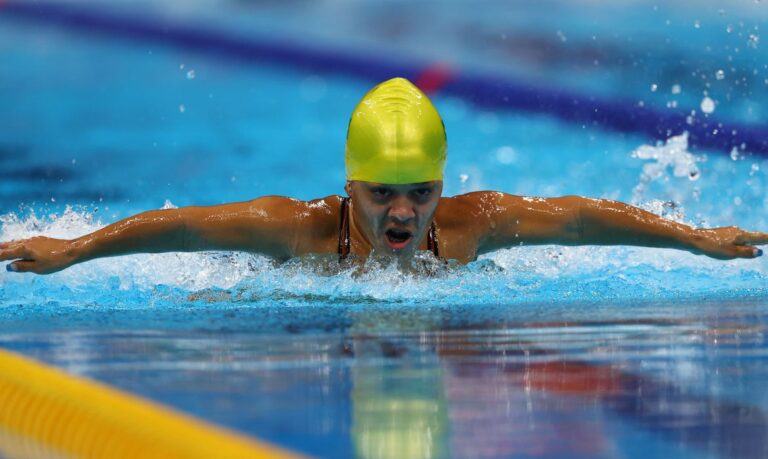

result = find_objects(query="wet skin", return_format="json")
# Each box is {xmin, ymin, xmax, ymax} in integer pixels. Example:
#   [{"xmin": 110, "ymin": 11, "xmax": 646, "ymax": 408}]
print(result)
[{"xmin": 1, "ymin": 181, "xmax": 767, "ymax": 274}]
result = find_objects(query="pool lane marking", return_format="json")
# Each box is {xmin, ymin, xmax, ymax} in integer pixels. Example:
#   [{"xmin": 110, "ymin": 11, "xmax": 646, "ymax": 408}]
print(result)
[
  {"xmin": 0, "ymin": 348, "xmax": 300, "ymax": 459},
  {"xmin": 0, "ymin": 1, "xmax": 766, "ymax": 156},
  {"xmin": 415, "ymin": 63, "xmax": 456, "ymax": 95}
]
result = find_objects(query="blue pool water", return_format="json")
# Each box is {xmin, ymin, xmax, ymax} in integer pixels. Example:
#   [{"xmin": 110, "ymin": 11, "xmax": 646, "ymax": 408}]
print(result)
[{"xmin": 1, "ymin": 1, "xmax": 768, "ymax": 458}]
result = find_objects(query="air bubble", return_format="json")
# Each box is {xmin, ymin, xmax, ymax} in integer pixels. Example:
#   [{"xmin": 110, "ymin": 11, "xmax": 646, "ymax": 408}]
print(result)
[
  {"xmin": 671, "ymin": 84, "xmax": 681, "ymax": 94},
  {"xmin": 748, "ymin": 34, "xmax": 760, "ymax": 48},
  {"xmin": 179, "ymin": 104, "xmax": 186, "ymax": 113},
  {"xmin": 650, "ymin": 83, "xmax": 658, "ymax": 92},
  {"xmin": 186, "ymin": 70, "xmax": 196, "ymax": 79},
  {"xmin": 716, "ymin": 69, "xmax": 725, "ymax": 80}
]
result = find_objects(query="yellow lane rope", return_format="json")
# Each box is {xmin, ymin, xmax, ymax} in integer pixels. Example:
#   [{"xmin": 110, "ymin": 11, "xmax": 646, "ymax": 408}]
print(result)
[{"xmin": 0, "ymin": 349, "xmax": 301, "ymax": 459}]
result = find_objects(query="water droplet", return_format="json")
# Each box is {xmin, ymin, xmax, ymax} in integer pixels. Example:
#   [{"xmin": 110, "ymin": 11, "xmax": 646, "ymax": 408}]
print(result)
[
  {"xmin": 730, "ymin": 147, "xmax": 741, "ymax": 160},
  {"xmin": 186, "ymin": 70, "xmax": 196, "ymax": 79},
  {"xmin": 650, "ymin": 83, "xmax": 658, "ymax": 92},
  {"xmin": 700, "ymin": 97, "xmax": 716, "ymax": 114},
  {"xmin": 716, "ymin": 69, "xmax": 725, "ymax": 80},
  {"xmin": 495, "ymin": 146, "xmax": 517, "ymax": 165},
  {"xmin": 671, "ymin": 84, "xmax": 681, "ymax": 94},
  {"xmin": 179, "ymin": 104, "xmax": 186, "ymax": 113}
]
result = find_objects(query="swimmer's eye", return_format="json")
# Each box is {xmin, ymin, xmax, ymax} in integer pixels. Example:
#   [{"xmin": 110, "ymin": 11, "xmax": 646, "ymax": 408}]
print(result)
[{"xmin": 370, "ymin": 187, "xmax": 392, "ymax": 197}]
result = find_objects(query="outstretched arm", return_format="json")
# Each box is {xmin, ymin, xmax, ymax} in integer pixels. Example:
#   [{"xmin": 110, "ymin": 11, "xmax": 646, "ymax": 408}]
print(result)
[
  {"xmin": 0, "ymin": 197, "xmax": 314, "ymax": 274},
  {"xmin": 477, "ymin": 193, "xmax": 767, "ymax": 259}
]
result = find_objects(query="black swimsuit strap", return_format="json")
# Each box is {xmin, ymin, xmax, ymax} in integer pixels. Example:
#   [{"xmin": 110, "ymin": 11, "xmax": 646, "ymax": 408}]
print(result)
[
  {"xmin": 338, "ymin": 197, "xmax": 351, "ymax": 262},
  {"xmin": 338, "ymin": 197, "xmax": 440, "ymax": 261},
  {"xmin": 427, "ymin": 222, "xmax": 439, "ymax": 258}
]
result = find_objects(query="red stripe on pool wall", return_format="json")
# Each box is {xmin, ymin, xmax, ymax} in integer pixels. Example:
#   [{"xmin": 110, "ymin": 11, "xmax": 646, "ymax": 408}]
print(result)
[{"xmin": 415, "ymin": 63, "xmax": 455, "ymax": 94}]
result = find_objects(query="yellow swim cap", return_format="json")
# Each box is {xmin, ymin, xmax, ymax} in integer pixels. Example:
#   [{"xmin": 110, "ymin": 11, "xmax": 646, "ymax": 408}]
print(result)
[{"xmin": 345, "ymin": 77, "xmax": 447, "ymax": 184}]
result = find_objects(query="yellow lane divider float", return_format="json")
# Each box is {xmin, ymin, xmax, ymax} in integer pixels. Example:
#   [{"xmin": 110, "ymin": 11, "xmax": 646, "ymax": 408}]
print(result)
[{"xmin": 0, "ymin": 349, "xmax": 300, "ymax": 459}]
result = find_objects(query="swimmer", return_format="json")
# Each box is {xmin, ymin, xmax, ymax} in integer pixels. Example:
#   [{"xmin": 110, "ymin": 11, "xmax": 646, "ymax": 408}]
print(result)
[{"xmin": 1, "ymin": 77, "xmax": 766, "ymax": 275}]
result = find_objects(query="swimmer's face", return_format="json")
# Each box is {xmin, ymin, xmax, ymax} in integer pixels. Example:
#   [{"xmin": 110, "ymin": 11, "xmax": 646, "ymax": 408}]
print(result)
[{"xmin": 346, "ymin": 180, "xmax": 443, "ymax": 257}]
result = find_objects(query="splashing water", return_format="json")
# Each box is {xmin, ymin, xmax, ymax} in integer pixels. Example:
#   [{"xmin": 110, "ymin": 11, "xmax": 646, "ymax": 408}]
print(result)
[{"xmin": 631, "ymin": 132, "xmax": 703, "ymax": 202}]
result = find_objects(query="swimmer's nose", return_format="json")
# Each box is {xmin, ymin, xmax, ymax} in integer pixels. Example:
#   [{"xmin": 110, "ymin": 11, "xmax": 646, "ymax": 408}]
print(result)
[{"xmin": 388, "ymin": 196, "xmax": 416, "ymax": 222}]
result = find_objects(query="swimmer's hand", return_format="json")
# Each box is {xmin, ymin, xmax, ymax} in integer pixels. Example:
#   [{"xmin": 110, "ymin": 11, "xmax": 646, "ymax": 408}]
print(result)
[
  {"xmin": 1, "ymin": 237, "xmax": 78, "ymax": 274},
  {"xmin": 690, "ymin": 227, "xmax": 767, "ymax": 260}
]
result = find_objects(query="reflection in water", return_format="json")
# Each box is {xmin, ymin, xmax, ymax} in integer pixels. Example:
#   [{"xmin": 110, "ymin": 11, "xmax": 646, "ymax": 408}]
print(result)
[
  {"xmin": 349, "ymin": 310, "xmax": 448, "ymax": 459},
  {"xmin": 352, "ymin": 364, "xmax": 448, "ymax": 459},
  {"xmin": 3, "ymin": 306, "xmax": 768, "ymax": 459},
  {"xmin": 345, "ymin": 310, "xmax": 768, "ymax": 459}
]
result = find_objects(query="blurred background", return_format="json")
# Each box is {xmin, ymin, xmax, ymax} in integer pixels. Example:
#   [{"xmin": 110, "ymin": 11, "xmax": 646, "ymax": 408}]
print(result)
[{"xmin": 1, "ymin": 0, "xmax": 766, "ymax": 219}]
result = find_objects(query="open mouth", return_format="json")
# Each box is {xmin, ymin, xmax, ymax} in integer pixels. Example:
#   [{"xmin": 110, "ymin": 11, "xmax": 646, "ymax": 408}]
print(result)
[{"xmin": 385, "ymin": 228, "xmax": 413, "ymax": 250}]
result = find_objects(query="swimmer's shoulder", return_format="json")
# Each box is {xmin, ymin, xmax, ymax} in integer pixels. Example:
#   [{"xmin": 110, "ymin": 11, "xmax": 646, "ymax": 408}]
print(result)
[
  {"xmin": 436, "ymin": 191, "xmax": 513, "ymax": 229},
  {"xmin": 290, "ymin": 195, "xmax": 344, "ymax": 255}
]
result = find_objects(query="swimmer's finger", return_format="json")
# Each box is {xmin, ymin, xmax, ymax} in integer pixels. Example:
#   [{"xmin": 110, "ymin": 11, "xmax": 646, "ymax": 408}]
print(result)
[
  {"xmin": 735, "ymin": 231, "xmax": 768, "ymax": 245},
  {"xmin": 0, "ymin": 245, "xmax": 29, "ymax": 261},
  {"xmin": 7, "ymin": 260, "xmax": 36, "ymax": 273},
  {"xmin": 728, "ymin": 245, "xmax": 763, "ymax": 259}
]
